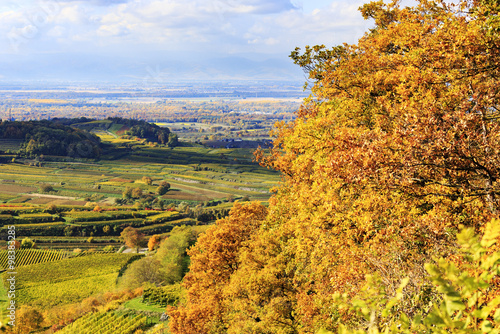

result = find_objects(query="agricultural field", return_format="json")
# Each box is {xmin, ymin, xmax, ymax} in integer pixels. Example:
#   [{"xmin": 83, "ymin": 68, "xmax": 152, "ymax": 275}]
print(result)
[
  {"xmin": 0, "ymin": 137, "xmax": 278, "ymax": 207},
  {"xmin": 57, "ymin": 310, "xmax": 148, "ymax": 334},
  {"xmin": 0, "ymin": 129, "xmax": 279, "ymax": 249},
  {"xmin": 0, "ymin": 116, "xmax": 280, "ymax": 333},
  {"xmin": 2, "ymin": 253, "xmax": 139, "ymax": 308},
  {"xmin": 0, "ymin": 249, "xmax": 70, "ymax": 269}
]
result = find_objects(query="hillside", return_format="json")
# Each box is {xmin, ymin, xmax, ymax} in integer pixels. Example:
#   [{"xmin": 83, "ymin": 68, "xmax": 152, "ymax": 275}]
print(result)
[
  {"xmin": 0, "ymin": 120, "xmax": 102, "ymax": 159},
  {"xmin": 66, "ymin": 117, "xmax": 176, "ymax": 146}
]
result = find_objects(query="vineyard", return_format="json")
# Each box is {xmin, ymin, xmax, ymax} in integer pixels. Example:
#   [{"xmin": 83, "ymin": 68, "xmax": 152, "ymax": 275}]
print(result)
[
  {"xmin": 0, "ymin": 249, "xmax": 70, "ymax": 269},
  {"xmin": 0, "ymin": 116, "xmax": 281, "ymax": 333},
  {"xmin": 57, "ymin": 311, "xmax": 148, "ymax": 334},
  {"xmin": 6, "ymin": 253, "xmax": 139, "ymax": 308},
  {"xmin": 146, "ymin": 324, "xmax": 168, "ymax": 334},
  {"xmin": 142, "ymin": 284, "xmax": 182, "ymax": 307}
]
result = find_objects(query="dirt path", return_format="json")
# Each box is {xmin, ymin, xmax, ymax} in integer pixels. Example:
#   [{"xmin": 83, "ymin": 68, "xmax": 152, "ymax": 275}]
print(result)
[{"xmin": 28, "ymin": 193, "xmax": 77, "ymax": 200}]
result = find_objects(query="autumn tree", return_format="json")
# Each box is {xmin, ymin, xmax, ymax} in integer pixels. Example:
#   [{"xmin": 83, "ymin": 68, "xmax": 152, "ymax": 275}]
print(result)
[
  {"xmin": 157, "ymin": 225, "xmax": 198, "ymax": 284},
  {"xmin": 148, "ymin": 234, "xmax": 162, "ymax": 251},
  {"xmin": 167, "ymin": 133, "xmax": 179, "ymax": 147},
  {"xmin": 122, "ymin": 187, "xmax": 132, "ymax": 199},
  {"xmin": 121, "ymin": 226, "xmax": 202, "ymax": 290},
  {"xmin": 45, "ymin": 203, "xmax": 58, "ymax": 213},
  {"xmin": 14, "ymin": 305, "xmax": 44, "ymax": 334},
  {"xmin": 120, "ymin": 226, "xmax": 143, "ymax": 252},
  {"xmin": 131, "ymin": 187, "xmax": 143, "ymax": 199},
  {"xmin": 103, "ymin": 225, "xmax": 111, "ymax": 234},
  {"xmin": 168, "ymin": 202, "xmax": 267, "ymax": 333},
  {"xmin": 169, "ymin": 0, "xmax": 500, "ymax": 332},
  {"xmin": 39, "ymin": 184, "xmax": 54, "ymax": 193},
  {"xmin": 119, "ymin": 256, "xmax": 165, "ymax": 289},
  {"xmin": 251, "ymin": 0, "xmax": 500, "ymax": 330},
  {"xmin": 156, "ymin": 181, "xmax": 171, "ymax": 195},
  {"xmin": 20, "ymin": 238, "xmax": 35, "ymax": 249},
  {"xmin": 142, "ymin": 176, "xmax": 153, "ymax": 185}
]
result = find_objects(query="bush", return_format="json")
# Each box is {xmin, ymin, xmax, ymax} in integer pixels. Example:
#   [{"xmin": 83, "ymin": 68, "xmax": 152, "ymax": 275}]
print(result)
[
  {"xmin": 39, "ymin": 184, "xmax": 54, "ymax": 193},
  {"xmin": 132, "ymin": 188, "xmax": 143, "ymax": 199},
  {"xmin": 103, "ymin": 245, "xmax": 115, "ymax": 252},
  {"xmin": 142, "ymin": 176, "xmax": 153, "ymax": 185},
  {"xmin": 119, "ymin": 257, "xmax": 165, "ymax": 289},
  {"xmin": 21, "ymin": 237, "xmax": 35, "ymax": 249},
  {"xmin": 45, "ymin": 204, "xmax": 58, "ymax": 213}
]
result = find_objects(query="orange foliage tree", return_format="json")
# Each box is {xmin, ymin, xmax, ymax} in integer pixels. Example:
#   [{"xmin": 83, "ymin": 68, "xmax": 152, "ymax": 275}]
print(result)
[
  {"xmin": 120, "ymin": 226, "xmax": 143, "ymax": 252},
  {"xmin": 169, "ymin": 0, "xmax": 500, "ymax": 332},
  {"xmin": 148, "ymin": 234, "xmax": 162, "ymax": 251},
  {"xmin": 167, "ymin": 201, "xmax": 267, "ymax": 333}
]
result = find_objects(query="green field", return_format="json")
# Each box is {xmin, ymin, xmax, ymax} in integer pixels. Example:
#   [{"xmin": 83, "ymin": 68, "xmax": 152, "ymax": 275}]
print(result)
[
  {"xmin": 0, "ymin": 118, "xmax": 278, "ymax": 333},
  {"xmin": 0, "ymin": 134, "xmax": 278, "ymax": 250},
  {"xmin": 5, "ymin": 253, "xmax": 139, "ymax": 308},
  {"xmin": 0, "ymin": 139, "xmax": 278, "ymax": 208}
]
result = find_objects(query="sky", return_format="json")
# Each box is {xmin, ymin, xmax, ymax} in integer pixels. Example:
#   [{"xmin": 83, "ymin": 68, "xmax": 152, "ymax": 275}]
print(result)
[{"xmin": 0, "ymin": 0, "xmax": 376, "ymax": 82}]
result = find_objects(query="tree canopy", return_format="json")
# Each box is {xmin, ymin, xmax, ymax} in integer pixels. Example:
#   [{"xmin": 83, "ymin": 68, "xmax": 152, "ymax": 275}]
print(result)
[
  {"xmin": 168, "ymin": 0, "xmax": 500, "ymax": 332},
  {"xmin": 0, "ymin": 120, "xmax": 102, "ymax": 158}
]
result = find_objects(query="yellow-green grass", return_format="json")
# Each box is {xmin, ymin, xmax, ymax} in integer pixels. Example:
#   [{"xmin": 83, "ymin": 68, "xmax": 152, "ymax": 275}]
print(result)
[
  {"xmin": 0, "ymin": 194, "xmax": 17, "ymax": 201},
  {"xmin": 123, "ymin": 296, "xmax": 167, "ymax": 313},
  {"xmin": 164, "ymin": 182, "xmax": 230, "ymax": 199},
  {"xmin": 0, "ymin": 183, "xmax": 36, "ymax": 194},
  {"xmin": 145, "ymin": 211, "xmax": 180, "ymax": 222}
]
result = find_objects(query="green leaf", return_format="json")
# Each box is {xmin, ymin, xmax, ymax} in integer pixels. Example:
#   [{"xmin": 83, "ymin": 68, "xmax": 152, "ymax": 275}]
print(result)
[
  {"xmin": 473, "ymin": 306, "xmax": 492, "ymax": 319},
  {"xmin": 481, "ymin": 252, "xmax": 500, "ymax": 271},
  {"xmin": 317, "ymin": 329, "xmax": 335, "ymax": 334},
  {"xmin": 481, "ymin": 219, "xmax": 500, "ymax": 249},
  {"xmin": 481, "ymin": 320, "xmax": 493, "ymax": 332},
  {"xmin": 398, "ymin": 312, "xmax": 410, "ymax": 330},
  {"xmin": 493, "ymin": 307, "xmax": 500, "ymax": 322}
]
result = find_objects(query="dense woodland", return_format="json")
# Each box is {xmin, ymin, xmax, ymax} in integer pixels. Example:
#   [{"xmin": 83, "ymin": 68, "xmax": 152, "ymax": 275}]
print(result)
[
  {"xmin": 164, "ymin": 0, "xmax": 500, "ymax": 333},
  {"xmin": 70, "ymin": 117, "xmax": 178, "ymax": 147},
  {"xmin": 0, "ymin": 117, "xmax": 177, "ymax": 159},
  {"xmin": 0, "ymin": 120, "xmax": 102, "ymax": 158}
]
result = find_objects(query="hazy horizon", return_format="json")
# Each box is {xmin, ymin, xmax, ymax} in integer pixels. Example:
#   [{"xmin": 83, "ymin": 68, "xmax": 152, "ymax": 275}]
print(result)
[{"xmin": 0, "ymin": 0, "xmax": 374, "ymax": 83}]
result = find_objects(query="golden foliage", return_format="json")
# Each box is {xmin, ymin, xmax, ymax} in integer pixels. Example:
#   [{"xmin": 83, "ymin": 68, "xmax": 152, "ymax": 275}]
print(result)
[
  {"xmin": 169, "ymin": 0, "xmax": 500, "ymax": 332},
  {"xmin": 168, "ymin": 201, "xmax": 267, "ymax": 333}
]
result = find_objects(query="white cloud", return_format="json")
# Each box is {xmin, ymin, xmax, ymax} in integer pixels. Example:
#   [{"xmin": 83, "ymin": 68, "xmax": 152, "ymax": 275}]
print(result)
[
  {"xmin": 56, "ymin": 5, "xmax": 91, "ymax": 24},
  {"xmin": 97, "ymin": 23, "xmax": 130, "ymax": 36},
  {"xmin": 47, "ymin": 25, "xmax": 65, "ymax": 37},
  {"xmin": 0, "ymin": 0, "xmax": 375, "ymax": 79},
  {"xmin": 0, "ymin": 0, "xmax": 370, "ymax": 54}
]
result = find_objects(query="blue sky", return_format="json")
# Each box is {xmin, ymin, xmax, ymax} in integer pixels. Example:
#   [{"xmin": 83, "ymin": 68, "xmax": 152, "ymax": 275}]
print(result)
[{"xmin": 0, "ymin": 0, "xmax": 375, "ymax": 82}]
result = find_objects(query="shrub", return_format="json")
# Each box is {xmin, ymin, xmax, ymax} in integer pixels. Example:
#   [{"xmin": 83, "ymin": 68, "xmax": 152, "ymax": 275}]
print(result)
[
  {"xmin": 142, "ymin": 176, "xmax": 153, "ymax": 185},
  {"xmin": 156, "ymin": 181, "xmax": 171, "ymax": 195},
  {"xmin": 39, "ymin": 184, "xmax": 54, "ymax": 193},
  {"xmin": 20, "ymin": 238, "xmax": 35, "ymax": 249},
  {"xmin": 103, "ymin": 245, "xmax": 115, "ymax": 252}
]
